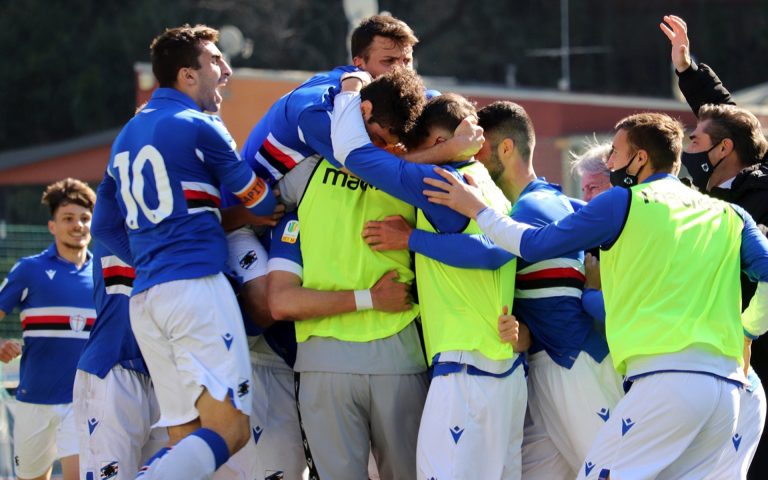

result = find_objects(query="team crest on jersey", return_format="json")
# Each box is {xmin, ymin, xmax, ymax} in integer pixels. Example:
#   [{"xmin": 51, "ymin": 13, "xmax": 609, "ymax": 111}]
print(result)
[
  {"xmin": 281, "ymin": 220, "xmax": 299, "ymax": 244},
  {"xmin": 239, "ymin": 250, "xmax": 259, "ymax": 270},
  {"xmin": 100, "ymin": 461, "xmax": 118, "ymax": 479},
  {"xmin": 70, "ymin": 314, "xmax": 87, "ymax": 332},
  {"xmin": 237, "ymin": 378, "xmax": 250, "ymax": 397}
]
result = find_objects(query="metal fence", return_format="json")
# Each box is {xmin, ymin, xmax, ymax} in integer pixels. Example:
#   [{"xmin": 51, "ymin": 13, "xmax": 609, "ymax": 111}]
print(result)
[
  {"xmin": 0, "ymin": 224, "xmax": 52, "ymax": 339},
  {"xmin": 0, "ymin": 224, "xmax": 59, "ymax": 478}
]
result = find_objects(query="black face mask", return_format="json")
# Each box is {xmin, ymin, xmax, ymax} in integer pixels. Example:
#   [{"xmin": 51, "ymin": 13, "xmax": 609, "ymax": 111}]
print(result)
[
  {"xmin": 680, "ymin": 143, "xmax": 724, "ymax": 191},
  {"xmin": 610, "ymin": 153, "xmax": 640, "ymax": 188}
]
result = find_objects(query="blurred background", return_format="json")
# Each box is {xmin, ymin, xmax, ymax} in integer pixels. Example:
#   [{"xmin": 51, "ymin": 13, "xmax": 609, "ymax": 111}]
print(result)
[{"xmin": 1, "ymin": 0, "xmax": 768, "ymax": 477}]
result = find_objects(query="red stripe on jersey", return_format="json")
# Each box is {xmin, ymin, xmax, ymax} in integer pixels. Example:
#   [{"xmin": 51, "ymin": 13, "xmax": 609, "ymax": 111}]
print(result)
[
  {"xmin": 516, "ymin": 267, "xmax": 585, "ymax": 283},
  {"xmin": 263, "ymin": 139, "xmax": 298, "ymax": 170},
  {"xmin": 22, "ymin": 315, "xmax": 96, "ymax": 328},
  {"xmin": 183, "ymin": 189, "xmax": 222, "ymax": 207},
  {"xmin": 102, "ymin": 265, "xmax": 136, "ymax": 279}
]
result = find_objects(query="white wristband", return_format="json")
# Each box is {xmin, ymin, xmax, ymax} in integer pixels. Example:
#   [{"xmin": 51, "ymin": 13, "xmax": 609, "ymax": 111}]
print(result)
[{"xmin": 354, "ymin": 289, "xmax": 373, "ymax": 311}]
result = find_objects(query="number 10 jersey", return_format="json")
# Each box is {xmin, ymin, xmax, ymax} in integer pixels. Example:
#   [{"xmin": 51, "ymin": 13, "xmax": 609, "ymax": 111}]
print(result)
[{"xmin": 97, "ymin": 87, "xmax": 276, "ymax": 294}]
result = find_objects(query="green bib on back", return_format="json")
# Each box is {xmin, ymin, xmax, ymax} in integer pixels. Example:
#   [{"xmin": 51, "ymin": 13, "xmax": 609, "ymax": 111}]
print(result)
[
  {"xmin": 296, "ymin": 160, "xmax": 419, "ymax": 343},
  {"xmin": 416, "ymin": 162, "xmax": 517, "ymax": 363},
  {"xmin": 601, "ymin": 178, "xmax": 743, "ymax": 374}
]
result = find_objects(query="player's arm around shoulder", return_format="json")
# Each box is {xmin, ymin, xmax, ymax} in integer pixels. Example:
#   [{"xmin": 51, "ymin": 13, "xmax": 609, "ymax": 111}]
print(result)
[{"xmin": 267, "ymin": 214, "xmax": 411, "ymax": 321}]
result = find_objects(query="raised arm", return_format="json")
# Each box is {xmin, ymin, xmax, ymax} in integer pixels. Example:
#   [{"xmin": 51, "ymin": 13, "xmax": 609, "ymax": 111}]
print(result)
[{"xmin": 660, "ymin": 15, "xmax": 735, "ymax": 115}]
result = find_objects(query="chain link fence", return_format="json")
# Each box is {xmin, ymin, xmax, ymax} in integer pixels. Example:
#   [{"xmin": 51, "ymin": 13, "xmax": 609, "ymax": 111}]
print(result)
[
  {"xmin": 0, "ymin": 223, "xmax": 52, "ymax": 340},
  {"xmin": 0, "ymin": 224, "xmax": 58, "ymax": 478}
]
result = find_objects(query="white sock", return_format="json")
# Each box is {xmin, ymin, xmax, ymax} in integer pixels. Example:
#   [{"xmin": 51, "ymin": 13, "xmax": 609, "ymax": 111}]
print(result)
[{"xmin": 137, "ymin": 428, "xmax": 229, "ymax": 480}]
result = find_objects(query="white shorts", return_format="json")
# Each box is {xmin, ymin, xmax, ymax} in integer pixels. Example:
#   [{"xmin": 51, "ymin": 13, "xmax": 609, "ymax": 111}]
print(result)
[
  {"xmin": 578, "ymin": 371, "xmax": 739, "ymax": 480},
  {"xmin": 524, "ymin": 351, "xmax": 624, "ymax": 476},
  {"xmin": 73, "ymin": 367, "xmax": 168, "ymax": 480},
  {"xmin": 227, "ymin": 228, "xmax": 269, "ymax": 284},
  {"xmin": 216, "ymin": 337, "xmax": 307, "ymax": 480},
  {"xmin": 416, "ymin": 366, "xmax": 527, "ymax": 480},
  {"xmin": 12, "ymin": 400, "xmax": 78, "ymax": 478},
  {"xmin": 707, "ymin": 375, "xmax": 767, "ymax": 479},
  {"xmin": 130, "ymin": 274, "xmax": 253, "ymax": 427},
  {"xmin": 521, "ymin": 406, "xmax": 575, "ymax": 479}
]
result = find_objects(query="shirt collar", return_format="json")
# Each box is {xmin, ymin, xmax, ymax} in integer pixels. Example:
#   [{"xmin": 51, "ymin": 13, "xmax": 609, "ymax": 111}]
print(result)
[
  {"xmin": 151, "ymin": 87, "xmax": 201, "ymax": 111},
  {"xmin": 44, "ymin": 243, "xmax": 58, "ymax": 258},
  {"xmin": 520, "ymin": 177, "xmax": 558, "ymax": 197},
  {"xmin": 44, "ymin": 242, "xmax": 92, "ymax": 266},
  {"xmin": 718, "ymin": 176, "xmax": 736, "ymax": 189},
  {"xmin": 641, "ymin": 172, "xmax": 679, "ymax": 184}
]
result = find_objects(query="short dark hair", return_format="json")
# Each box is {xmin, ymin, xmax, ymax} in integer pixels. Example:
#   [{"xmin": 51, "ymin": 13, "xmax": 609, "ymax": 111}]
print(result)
[
  {"xmin": 351, "ymin": 14, "xmax": 418, "ymax": 60},
  {"xmin": 360, "ymin": 67, "xmax": 426, "ymax": 140},
  {"xmin": 698, "ymin": 104, "xmax": 768, "ymax": 167},
  {"xmin": 614, "ymin": 113, "xmax": 684, "ymax": 172},
  {"xmin": 404, "ymin": 93, "xmax": 476, "ymax": 150},
  {"xmin": 41, "ymin": 178, "xmax": 96, "ymax": 217},
  {"xmin": 478, "ymin": 101, "xmax": 536, "ymax": 163},
  {"xmin": 150, "ymin": 24, "xmax": 219, "ymax": 88}
]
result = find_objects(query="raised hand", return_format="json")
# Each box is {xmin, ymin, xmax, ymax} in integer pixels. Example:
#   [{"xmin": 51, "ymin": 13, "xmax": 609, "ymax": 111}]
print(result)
[{"xmin": 660, "ymin": 15, "xmax": 692, "ymax": 73}]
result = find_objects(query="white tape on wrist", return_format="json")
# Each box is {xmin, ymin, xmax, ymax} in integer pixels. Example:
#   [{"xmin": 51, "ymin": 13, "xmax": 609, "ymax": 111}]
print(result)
[{"xmin": 354, "ymin": 289, "xmax": 373, "ymax": 311}]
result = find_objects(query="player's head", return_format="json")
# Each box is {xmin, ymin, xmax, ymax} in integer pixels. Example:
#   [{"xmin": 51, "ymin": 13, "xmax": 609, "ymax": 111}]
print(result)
[
  {"xmin": 351, "ymin": 14, "xmax": 418, "ymax": 79},
  {"xmin": 403, "ymin": 93, "xmax": 476, "ymax": 151},
  {"xmin": 570, "ymin": 137, "xmax": 612, "ymax": 202},
  {"xmin": 359, "ymin": 67, "xmax": 426, "ymax": 147},
  {"xmin": 476, "ymin": 101, "xmax": 536, "ymax": 181},
  {"xmin": 41, "ymin": 178, "xmax": 95, "ymax": 251},
  {"xmin": 681, "ymin": 104, "xmax": 768, "ymax": 190},
  {"xmin": 609, "ymin": 113, "xmax": 684, "ymax": 186},
  {"xmin": 150, "ymin": 24, "xmax": 232, "ymax": 113}
]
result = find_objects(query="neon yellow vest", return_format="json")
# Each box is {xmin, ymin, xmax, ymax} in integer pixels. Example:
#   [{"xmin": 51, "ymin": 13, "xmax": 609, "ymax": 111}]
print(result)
[
  {"xmin": 296, "ymin": 160, "xmax": 419, "ymax": 342},
  {"xmin": 601, "ymin": 178, "xmax": 743, "ymax": 374},
  {"xmin": 416, "ymin": 161, "xmax": 517, "ymax": 363}
]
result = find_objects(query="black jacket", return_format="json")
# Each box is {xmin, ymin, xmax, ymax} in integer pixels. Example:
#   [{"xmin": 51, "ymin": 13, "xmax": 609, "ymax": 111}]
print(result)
[{"xmin": 677, "ymin": 62, "xmax": 768, "ymax": 228}]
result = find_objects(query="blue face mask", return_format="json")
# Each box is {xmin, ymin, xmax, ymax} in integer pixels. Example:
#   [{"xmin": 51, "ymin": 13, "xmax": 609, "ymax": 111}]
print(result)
[
  {"xmin": 610, "ymin": 153, "xmax": 639, "ymax": 188},
  {"xmin": 680, "ymin": 143, "xmax": 724, "ymax": 191}
]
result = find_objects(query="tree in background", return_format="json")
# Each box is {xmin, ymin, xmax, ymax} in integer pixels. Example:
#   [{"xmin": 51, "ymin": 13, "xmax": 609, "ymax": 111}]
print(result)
[{"xmin": 2, "ymin": 0, "xmax": 768, "ymax": 151}]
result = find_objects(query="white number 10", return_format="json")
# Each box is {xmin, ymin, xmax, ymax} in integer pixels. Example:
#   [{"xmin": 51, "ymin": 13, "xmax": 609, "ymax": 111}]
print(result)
[{"xmin": 113, "ymin": 145, "xmax": 174, "ymax": 229}]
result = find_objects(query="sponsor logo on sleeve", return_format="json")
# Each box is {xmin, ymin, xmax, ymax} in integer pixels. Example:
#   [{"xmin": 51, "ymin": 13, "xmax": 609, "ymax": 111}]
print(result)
[{"xmin": 281, "ymin": 220, "xmax": 299, "ymax": 244}]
